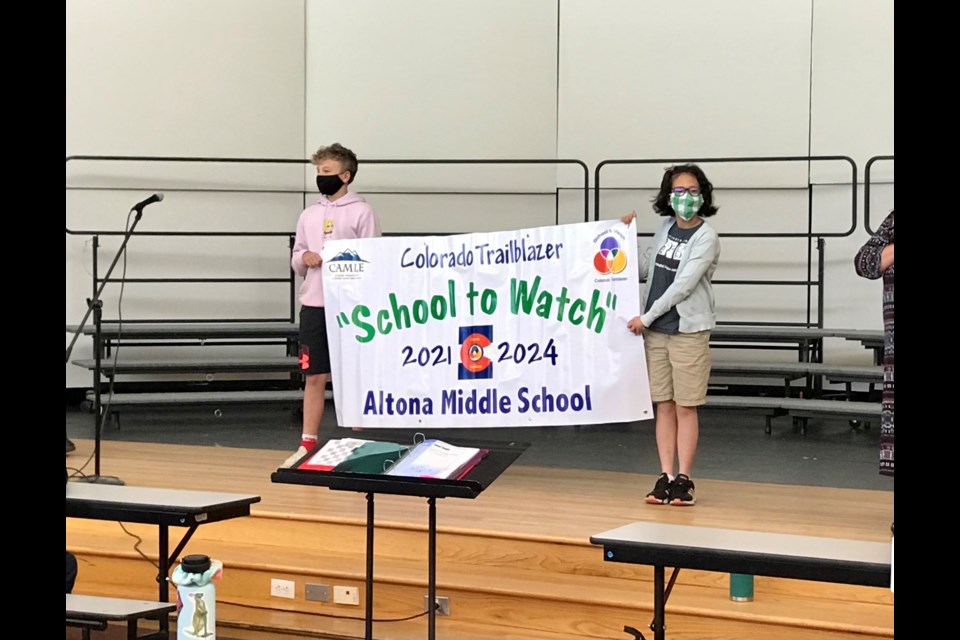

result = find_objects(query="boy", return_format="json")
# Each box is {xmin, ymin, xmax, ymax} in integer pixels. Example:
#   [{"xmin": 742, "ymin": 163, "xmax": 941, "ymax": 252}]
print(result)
[{"xmin": 282, "ymin": 143, "xmax": 381, "ymax": 468}]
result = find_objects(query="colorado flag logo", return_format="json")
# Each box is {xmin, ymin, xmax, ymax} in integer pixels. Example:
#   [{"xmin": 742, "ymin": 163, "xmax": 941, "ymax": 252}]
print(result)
[{"xmin": 458, "ymin": 325, "xmax": 493, "ymax": 380}]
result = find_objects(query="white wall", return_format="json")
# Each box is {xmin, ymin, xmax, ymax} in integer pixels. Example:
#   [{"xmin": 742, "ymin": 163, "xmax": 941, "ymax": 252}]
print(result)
[
  {"xmin": 66, "ymin": 0, "xmax": 307, "ymax": 387},
  {"xmin": 303, "ymin": 0, "xmax": 562, "ymax": 234},
  {"xmin": 304, "ymin": 1, "xmax": 559, "ymax": 166},
  {"xmin": 809, "ymin": 0, "xmax": 895, "ymax": 183},
  {"xmin": 559, "ymin": 0, "xmax": 814, "ymax": 188},
  {"xmin": 66, "ymin": 0, "xmax": 894, "ymax": 388},
  {"xmin": 66, "ymin": 0, "xmax": 306, "ymax": 157},
  {"xmin": 807, "ymin": 0, "xmax": 894, "ymax": 356}
]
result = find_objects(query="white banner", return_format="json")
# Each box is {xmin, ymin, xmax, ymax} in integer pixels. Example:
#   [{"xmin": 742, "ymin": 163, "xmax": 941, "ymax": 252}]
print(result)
[{"xmin": 321, "ymin": 220, "xmax": 652, "ymax": 428}]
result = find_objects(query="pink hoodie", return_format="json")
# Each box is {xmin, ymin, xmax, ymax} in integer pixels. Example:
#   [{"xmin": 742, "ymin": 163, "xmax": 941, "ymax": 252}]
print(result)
[{"xmin": 291, "ymin": 192, "xmax": 381, "ymax": 307}]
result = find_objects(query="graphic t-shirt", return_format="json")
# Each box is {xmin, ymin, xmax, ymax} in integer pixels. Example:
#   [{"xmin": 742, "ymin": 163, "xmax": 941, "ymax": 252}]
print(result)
[{"xmin": 644, "ymin": 221, "xmax": 704, "ymax": 334}]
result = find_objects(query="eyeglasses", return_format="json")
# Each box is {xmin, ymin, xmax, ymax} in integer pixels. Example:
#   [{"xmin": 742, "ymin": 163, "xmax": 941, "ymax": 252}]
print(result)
[{"xmin": 672, "ymin": 186, "xmax": 701, "ymax": 196}]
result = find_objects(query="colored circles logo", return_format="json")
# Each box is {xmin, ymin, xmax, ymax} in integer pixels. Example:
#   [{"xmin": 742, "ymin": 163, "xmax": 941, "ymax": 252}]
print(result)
[
  {"xmin": 594, "ymin": 237, "xmax": 627, "ymax": 274},
  {"xmin": 458, "ymin": 325, "xmax": 494, "ymax": 380}
]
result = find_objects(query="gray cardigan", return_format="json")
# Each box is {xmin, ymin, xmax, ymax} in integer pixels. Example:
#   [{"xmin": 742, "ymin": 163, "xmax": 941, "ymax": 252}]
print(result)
[{"xmin": 639, "ymin": 218, "xmax": 720, "ymax": 333}]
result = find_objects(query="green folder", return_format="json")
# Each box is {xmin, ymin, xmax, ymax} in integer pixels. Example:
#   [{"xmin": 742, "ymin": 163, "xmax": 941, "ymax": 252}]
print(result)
[{"xmin": 333, "ymin": 441, "xmax": 410, "ymax": 474}]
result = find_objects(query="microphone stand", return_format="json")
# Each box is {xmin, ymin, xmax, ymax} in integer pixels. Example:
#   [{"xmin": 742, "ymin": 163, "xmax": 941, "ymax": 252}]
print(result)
[{"xmin": 66, "ymin": 203, "xmax": 151, "ymax": 485}]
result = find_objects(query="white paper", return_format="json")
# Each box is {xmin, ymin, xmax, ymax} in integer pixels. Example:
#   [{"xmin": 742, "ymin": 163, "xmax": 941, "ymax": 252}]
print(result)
[{"xmin": 385, "ymin": 440, "xmax": 482, "ymax": 479}]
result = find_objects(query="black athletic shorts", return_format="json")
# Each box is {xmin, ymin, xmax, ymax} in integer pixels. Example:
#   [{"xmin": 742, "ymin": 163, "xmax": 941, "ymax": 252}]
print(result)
[{"xmin": 298, "ymin": 306, "xmax": 331, "ymax": 376}]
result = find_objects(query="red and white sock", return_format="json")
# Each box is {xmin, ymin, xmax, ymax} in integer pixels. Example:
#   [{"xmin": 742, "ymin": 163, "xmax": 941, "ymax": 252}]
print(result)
[{"xmin": 300, "ymin": 434, "xmax": 318, "ymax": 451}]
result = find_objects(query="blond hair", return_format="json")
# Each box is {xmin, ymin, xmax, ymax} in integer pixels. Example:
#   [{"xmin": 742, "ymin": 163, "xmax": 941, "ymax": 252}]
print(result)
[{"xmin": 311, "ymin": 143, "xmax": 358, "ymax": 183}]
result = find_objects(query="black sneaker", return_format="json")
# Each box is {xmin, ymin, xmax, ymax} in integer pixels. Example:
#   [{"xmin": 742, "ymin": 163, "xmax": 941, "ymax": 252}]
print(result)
[
  {"xmin": 66, "ymin": 437, "xmax": 76, "ymax": 455},
  {"xmin": 646, "ymin": 473, "xmax": 673, "ymax": 505},
  {"xmin": 670, "ymin": 474, "xmax": 696, "ymax": 506}
]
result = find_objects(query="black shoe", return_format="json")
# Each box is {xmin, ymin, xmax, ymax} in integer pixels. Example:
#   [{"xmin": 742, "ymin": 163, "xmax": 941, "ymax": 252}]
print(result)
[
  {"xmin": 669, "ymin": 474, "xmax": 696, "ymax": 506},
  {"xmin": 646, "ymin": 473, "xmax": 673, "ymax": 505},
  {"xmin": 66, "ymin": 437, "xmax": 76, "ymax": 454}
]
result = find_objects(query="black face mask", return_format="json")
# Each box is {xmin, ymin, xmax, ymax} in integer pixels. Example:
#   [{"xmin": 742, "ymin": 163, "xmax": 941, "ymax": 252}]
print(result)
[{"xmin": 316, "ymin": 174, "xmax": 346, "ymax": 196}]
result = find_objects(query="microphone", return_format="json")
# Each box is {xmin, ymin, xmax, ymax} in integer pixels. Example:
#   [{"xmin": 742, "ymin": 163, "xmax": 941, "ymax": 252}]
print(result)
[{"xmin": 131, "ymin": 192, "xmax": 164, "ymax": 212}]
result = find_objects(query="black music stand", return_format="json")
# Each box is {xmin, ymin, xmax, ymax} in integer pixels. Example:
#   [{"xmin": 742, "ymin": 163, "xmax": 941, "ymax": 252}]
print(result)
[{"xmin": 271, "ymin": 437, "xmax": 529, "ymax": 640}]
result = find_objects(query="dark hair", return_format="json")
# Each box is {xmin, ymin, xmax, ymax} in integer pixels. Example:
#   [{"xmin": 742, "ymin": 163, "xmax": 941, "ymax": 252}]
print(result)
[
  {"xmin": 652, "ymin": 164, "xmax": 719, "ymax": 217},
  {"xmin": 312, "ymin": 143, "xmax": 359, "ymax": 184}
]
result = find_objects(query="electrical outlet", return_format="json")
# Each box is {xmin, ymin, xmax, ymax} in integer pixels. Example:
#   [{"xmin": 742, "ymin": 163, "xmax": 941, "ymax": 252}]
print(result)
[
  {"xmin": 270, "ymin": 578, "xmax": 295, "ymax": 599},
  {"xmin": 333, "ymin": 585, "xmax": 360, "ymax": 605},
  {"xmin": 305, "ymin": 583, "xmax": 330, "ymax": 602},
  {"xmin": 423, "ymin": 595, "xmax": 451, "ymax": 616}
]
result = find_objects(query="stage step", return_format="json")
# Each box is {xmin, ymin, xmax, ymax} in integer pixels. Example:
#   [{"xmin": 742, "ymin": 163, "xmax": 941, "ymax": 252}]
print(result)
[
  {"xmin": 65, "ymin": 440, "xmax": 893, "ymax": 640},
  {"xmin": 68, "ymin": 514, "xmax": 893, "ymax": 639}
]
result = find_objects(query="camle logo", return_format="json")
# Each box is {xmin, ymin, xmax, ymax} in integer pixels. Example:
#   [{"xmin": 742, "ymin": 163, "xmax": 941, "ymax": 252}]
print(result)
[
  {"xmin": 458, "ymin": 325, "xmax": 493, "ymax": 380},
  {"xmin": 328, "ymin": 249, "xmax": 369, "ymax": 274},
  {"xmin": 593, "ymin": 237, "xmax": 627, "ymax": 275}
]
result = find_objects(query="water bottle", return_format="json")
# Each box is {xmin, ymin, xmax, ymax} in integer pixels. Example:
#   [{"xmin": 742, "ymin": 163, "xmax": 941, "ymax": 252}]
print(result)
[
  {"xmin": 729, "ymin": 573, "xmax": 754, "ymax": 602},
  {"xmin": 171, "ymin": 554, "xmax": 222, "ymax": 639}
]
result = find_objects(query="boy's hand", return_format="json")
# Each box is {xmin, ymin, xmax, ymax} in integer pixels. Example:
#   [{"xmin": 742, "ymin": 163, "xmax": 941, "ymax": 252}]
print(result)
[
  {"xmin": 620, "ymin": 211, "xmax": 637, "ymax": 225},
  {"xmin": 627, "ymin": 316, "xmax": 645, "ymax": 335},
  {"xmin": 303, "ymin": 251, "xmax": 322, "ymax": 268}
]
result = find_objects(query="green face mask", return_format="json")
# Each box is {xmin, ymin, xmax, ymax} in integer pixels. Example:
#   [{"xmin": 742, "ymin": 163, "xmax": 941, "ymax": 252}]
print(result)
[{"xmin": 670, "ymin": 193, "xmax": 703, "ymax": 221}]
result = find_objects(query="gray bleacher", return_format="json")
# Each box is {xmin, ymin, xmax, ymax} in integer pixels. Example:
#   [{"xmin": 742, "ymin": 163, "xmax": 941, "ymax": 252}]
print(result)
[
  {"xmin": 65, "ymin": 154, "xmax": 888, "ymax": 434},
  {"xmin": 68, "ymin": 321, "xmax": 882, "ymax": 433}
]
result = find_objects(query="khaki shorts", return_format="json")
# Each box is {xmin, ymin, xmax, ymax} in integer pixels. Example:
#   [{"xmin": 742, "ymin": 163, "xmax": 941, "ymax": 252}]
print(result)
[{"xmin": 644, "ymin": 330, "xmax": 711, "ymax": 406}]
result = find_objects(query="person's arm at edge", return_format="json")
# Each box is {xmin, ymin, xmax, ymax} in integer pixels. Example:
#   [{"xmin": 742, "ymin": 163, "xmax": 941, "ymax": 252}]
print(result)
[{"xmin": 855, "ymin": 212, "xmax": 894, "ymax": 280}]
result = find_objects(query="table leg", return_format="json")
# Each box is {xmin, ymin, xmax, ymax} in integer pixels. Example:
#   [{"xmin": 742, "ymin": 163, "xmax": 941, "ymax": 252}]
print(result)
[
  {"xmin": 158, "ymin": 526, "xmax": 169, "ymax": 601},
  {"xmin": 652, "ymin": 565, "xmax": 665, "ymax": 640},
  {"xmin": 158, "ymin": 525, "xmax": 169, "ymax": 637}
]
